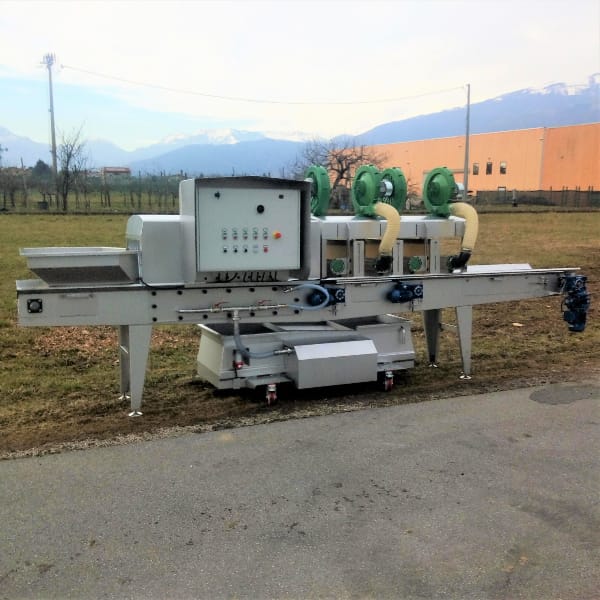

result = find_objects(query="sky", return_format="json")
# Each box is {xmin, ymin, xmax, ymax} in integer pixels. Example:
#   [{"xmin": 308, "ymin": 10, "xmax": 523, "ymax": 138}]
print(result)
[{"xmin": 1, "ymin": 0, "xmax": 599, "ymax": 151}]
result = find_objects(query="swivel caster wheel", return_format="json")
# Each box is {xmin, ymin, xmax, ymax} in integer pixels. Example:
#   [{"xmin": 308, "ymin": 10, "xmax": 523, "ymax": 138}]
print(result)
[
  {"xmin": 384, "ymin": 371, "xmax": 394, "ymax": 392},
  {"xmin": 266, "ymin": 383, "xmax": 277, "ymax": 405}
]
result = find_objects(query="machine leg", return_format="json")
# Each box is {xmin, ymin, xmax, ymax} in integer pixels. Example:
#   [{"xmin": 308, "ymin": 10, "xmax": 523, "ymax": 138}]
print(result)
[
  {"xmin": 455, "ymin": 306, "xmax": 473, "ymax": 379},
  {"xmin": 423, "ymin": 309, "xmax": 441, "ymax": 366},
  {"xmin": 118, "ymin": 325, "xmax": 153, "ymax": 416}
]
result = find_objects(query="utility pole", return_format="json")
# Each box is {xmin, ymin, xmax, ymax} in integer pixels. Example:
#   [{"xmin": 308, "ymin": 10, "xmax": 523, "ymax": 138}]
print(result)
[
  {"xmin": 21, "ymin": 157, "xmax": 29, "ymax": 206},
  {"xmin": 0, "ymin": 144, "xmax": 7, "ymax": 167},
  {"xmin": 463, "ymin": 83, "xmax": 471, "ymax": 200},
  {"xmin": 42, "ymin": 53, "xmax": 58, "ymax": 181}
]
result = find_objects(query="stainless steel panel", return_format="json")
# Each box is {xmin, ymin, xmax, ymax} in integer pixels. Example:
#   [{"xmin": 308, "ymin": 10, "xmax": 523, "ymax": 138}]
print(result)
[
  {"xmin": 289, "ymin": 340, "xmax": 378, "ymax": 388},
  {"xmin": 126, "ymin": 215, "xmax": 186, "ymax": 285},
  {"xmin": 350, "ymin": 314, "xmax": 415, "ymax": 363},
  {"xmin": 465, "ymin": 264, "xmax": 532, "ymax": 273},
  {"xmin": 318, "ymin": 216, "xmax": 465, "ymax": 241}
]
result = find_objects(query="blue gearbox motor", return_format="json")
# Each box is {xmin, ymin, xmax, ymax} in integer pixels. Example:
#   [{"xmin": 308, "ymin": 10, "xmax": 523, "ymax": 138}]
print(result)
[
  {"xmin": 387, "ymin": 282, "xmax": 424, "ymax": 304},
  {"xmin": 561, "ymin": 275, "xmax": 590, "ymax": 332}
]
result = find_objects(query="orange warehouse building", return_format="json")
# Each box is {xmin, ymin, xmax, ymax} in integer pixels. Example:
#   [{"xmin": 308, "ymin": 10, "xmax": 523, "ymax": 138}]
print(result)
[{"xmin": 370, "ymin": 122, "xmax": 600, "ymax": 195}]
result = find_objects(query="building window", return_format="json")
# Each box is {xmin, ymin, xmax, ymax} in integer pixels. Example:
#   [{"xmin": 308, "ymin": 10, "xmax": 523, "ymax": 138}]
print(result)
[
  {"xmin": 500, "ymin": 161, "xmax": 507, "ymax": 175},
  {"xmin": 486, "ymin": 161, "xmax": 493, "ymax": 175},
  {"xmin": 472, "ymin": 162, "xmax": 479, "ymax": 175}
]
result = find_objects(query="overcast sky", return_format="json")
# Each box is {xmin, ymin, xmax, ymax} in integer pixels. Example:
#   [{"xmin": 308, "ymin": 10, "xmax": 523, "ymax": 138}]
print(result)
[{"xmin": 1, "ymin": 0, "xmax": 598, "ymax": 150}]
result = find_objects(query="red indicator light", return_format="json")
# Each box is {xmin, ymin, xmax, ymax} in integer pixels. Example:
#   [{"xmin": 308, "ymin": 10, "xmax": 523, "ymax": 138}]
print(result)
[{"xmin": 273, "ymin": 231, "xmax": 282, "ymax": 239}]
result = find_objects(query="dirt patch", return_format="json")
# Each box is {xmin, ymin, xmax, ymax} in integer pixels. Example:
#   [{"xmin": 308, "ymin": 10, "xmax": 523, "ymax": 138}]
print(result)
[{"xmin": 2, "ymin": 358, "xmax": 598, "ymax": 461}]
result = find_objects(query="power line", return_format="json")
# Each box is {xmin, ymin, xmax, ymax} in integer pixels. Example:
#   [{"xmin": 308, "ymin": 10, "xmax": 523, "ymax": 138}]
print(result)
[{"xmin": 60, "ymin": 63, "xmax": 465, "ymax": 106}]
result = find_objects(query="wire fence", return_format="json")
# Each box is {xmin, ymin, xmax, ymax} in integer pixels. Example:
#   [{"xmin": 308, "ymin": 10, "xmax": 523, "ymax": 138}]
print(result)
[
  {"xmin": 0, "ymin": 174, "xmax": 183, "ymax": 214},
  {"xmin": 474, "ymin": 187, "xmax": 600, "ymax": 209},
  {"xmin": 2, "ymin": 179, "xmax": 599, "ymax": 214}
]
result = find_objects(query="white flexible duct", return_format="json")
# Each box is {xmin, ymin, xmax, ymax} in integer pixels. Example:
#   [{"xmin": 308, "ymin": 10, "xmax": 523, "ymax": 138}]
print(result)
[
  {"xmin": 373, "ymin": 201, "xmax": 401, "ymax": 256},
  {"xmin": 449, "ymin": 202, "xmax": 479, "ymax": 252}
]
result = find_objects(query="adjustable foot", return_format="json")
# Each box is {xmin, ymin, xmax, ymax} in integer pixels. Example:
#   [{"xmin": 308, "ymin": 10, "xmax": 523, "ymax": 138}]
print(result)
[{"xmin": 128, "ymin": 410, "xmax": 143, "ymax": 417}]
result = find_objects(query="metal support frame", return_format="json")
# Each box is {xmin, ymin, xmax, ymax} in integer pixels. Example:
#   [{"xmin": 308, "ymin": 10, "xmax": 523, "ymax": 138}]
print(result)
[
  {"xmin": 456, "ymin": 305, "xmax": 473, "ymax": 378},
  {"xmin": 118, "ymin": 325, "xmax": 152, "ymax": 416},
  {"xmin": 423, "ymin": 306, "xmax": 473, "ymax": 376},
  {"xmin": 423, "ymin": 309, "xmax": 441, "ymax": 365},
  {"xmin": 16, "ymin": 265, "xmax": 576, "ymax": 412}
]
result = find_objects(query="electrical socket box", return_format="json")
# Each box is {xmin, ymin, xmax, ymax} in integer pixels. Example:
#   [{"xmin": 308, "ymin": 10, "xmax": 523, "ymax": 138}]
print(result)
[{"xmin": 179, "ymin": 177, "xmax": 311, "ymax": 283}]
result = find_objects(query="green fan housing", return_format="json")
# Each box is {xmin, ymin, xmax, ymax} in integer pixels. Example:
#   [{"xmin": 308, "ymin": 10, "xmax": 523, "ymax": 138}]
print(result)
[
  {"xmin": 380, "ymin": 167, "xmax": 407, "ymax": 212},
  {"xmin": 351, "ymin": 165, "xmax": 407, "ymax": 216},
  {"xmin": 423, "ymin": 167, "xmax": 458, "ymax": 217},
  {"xmin": 305, "ymin": 165, "xmax": 331, "ymax": 217}
]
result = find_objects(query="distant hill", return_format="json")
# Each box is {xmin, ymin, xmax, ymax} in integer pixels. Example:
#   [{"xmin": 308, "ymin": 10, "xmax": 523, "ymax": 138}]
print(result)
[
  {"xmin": 125, "ymin": 129, "xmax": 269, "ymax": 163},
  {"xmin": 86, "ymin": 139, "xmax": 131, "ymax": 166},
  {"xmin": 1, "ymin": 75, "xmax": 598, "ymax": 172},
  {"xmin": 353, "ymin": 77, "xmax": 600, "ymax": 145},
  {"xmin": 0, "ymin": 126, "xmax": 51, "ymax": 167},
  {"xmin": 128, "ymin": 138, "xmax": 304, "ymax": 176}
]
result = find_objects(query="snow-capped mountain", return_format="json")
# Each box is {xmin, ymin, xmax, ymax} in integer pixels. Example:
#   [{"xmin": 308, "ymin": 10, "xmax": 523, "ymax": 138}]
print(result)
[
  {"xmin": 125, "ymin": 129, "xmax": 267, "ymax": 163},
  {"xmin": 159, "ymin": 128, "xmax": 264, "ymax": 145},
  {"xmin": 261, "ymin": 130, "xmax": 326, "ymax": 143},
  {"xmin": 352, "ymin": 75, "xmax": 600, "ymax": 146},
  {"xmin": 1, "ymin": 75, "xmax": 598, "ymax": 172}
]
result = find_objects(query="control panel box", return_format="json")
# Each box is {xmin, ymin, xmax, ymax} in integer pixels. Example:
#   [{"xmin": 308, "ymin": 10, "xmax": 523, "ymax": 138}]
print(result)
[
  {"xmin": 180, "ymin": 177, "xmax": 311, "ymax": 283},
  {"xmin": 196, "ymin": 186, "xmax": 300, "ymax": 271}
]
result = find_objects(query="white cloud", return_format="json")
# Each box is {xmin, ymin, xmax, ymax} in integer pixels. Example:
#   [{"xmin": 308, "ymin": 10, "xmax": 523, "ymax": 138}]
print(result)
[{"xmin": 0, "ymin": 0, "xmax": 598, "ymax": 146}]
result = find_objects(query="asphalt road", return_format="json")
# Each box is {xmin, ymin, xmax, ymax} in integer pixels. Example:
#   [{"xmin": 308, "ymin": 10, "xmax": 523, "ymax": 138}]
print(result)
[{"xmin": 1, "ymin": 380, "xmax": 599, "ymax": 600}]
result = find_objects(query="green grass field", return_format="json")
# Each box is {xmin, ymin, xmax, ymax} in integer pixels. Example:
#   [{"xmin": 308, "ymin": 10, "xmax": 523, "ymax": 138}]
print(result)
[{"xmin": 1, "ymin": 212, "xmax": 598, "ymax": 456}]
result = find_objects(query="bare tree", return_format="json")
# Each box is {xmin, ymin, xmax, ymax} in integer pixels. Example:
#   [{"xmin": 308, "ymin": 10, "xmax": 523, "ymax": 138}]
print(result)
[
  {"xmin": 408, "ymin": 181, "xmax": 424, "ymax": 209},
  {"xmin": 57, "ymin": 127, "xmax": 88, "ymax": 212},
  {"xmin": 292, "ymin": 137, "xmax": 387, "ymax": 191},
  {"xmin": 0, "ymin": 168, "xmax": 20, "ymax": 210}
]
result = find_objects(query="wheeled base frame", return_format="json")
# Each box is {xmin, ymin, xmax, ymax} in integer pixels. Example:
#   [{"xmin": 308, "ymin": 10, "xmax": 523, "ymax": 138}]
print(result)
[{"xmin": 196, "ymin": 314, "xmax": 415, "ymax": 392}]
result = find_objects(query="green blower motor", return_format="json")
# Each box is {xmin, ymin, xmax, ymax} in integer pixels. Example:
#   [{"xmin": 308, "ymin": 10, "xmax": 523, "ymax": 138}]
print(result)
[
  {"xmin": 305, "ymin": 165, "xmax": 331, "ymax": 217},
  {"xmin": 351, "ymin": 165, "xmax": 407, "ymax": 273},
  {"xmin": 423, "ymin": 167, "xmax": 479, "ymax": 271}
]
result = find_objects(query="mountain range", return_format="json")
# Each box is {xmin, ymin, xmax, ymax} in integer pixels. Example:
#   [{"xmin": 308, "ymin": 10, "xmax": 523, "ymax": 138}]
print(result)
[{"xmin": 1, "ymin": 75, "xmax": 598, "ymax": 175}]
